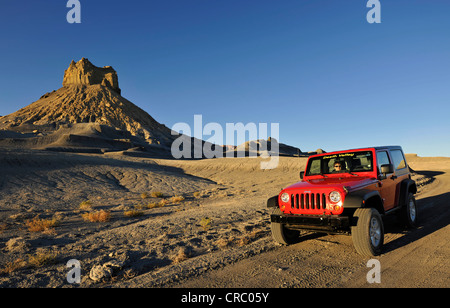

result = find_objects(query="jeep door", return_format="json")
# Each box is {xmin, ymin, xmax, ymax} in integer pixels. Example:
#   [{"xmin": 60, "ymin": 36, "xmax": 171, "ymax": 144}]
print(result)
[
  {"xmin": 389, "ymin": 149, "xmax": 411, "ymax": 204},
  {"xmin": 376, "ymin": 150, "xmax": 397, "ymax": 211}
]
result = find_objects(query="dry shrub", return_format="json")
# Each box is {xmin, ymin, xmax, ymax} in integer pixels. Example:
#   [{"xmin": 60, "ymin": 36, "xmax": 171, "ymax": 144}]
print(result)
[
  {"xmin": 215, "ymin": 237, "xmax": 235, "ymax": 249},
  {"xmin": 79, "ymin": 200, "xmax": 93, "ymax": 211},
  {"xmin": 82, "ymin": 210, "xmax": 111, "ymax": 222},
  {"xmin": 145, "ymin": 199, "xmax": 168, "ymax": 209},
  {"xmin": 199, "ymin": 217, "xmax": 212, "ymax": 231},
  {"xmin": 238, "ymin": 236, "xmax": 251, "ymax": 246},
  {"xmin": 123, "ymin": 209, "xmax": 144, "ymax": 217},
  {"xmin": 0, "ymin": 259, "xmax": 27, "ymax": 275},
  {"xmin": 238, "ymin": 230, "xmax": 265, "ymax": 247},
  {"xmin": 171, "ymin": 247, "xmax": 191, "ymax": 264},
  {"xmin": 145, "ymin": 202, "xmax": 159, "ymax": 209},
  {"xmin": 158, "ymin": 199, "xmax": 169, "ymax": 207},
  {"xmin": 193, "ymin": 191, "xmax": 202, "ymax": 198},
  {"xmin": 150, "ymin": 191, "xmax": 164, "ymax": 198},
  {"xmin": 28, "ymin": 250, "xmax": 58, "ymax": 268},
  {"xmin": 26, "ymin": 217, "xmax": 59, "ymax": 232},
  {"xmin": 170, "ymin": 196, "xmax": 185, "ymax": 203}
]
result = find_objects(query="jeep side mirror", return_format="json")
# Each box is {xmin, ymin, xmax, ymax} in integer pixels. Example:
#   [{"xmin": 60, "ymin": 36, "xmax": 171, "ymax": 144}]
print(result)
[
  {"xmin": 300, "ymin": 171, "xmax": 304, "ymax": 180},
  {"xmin": 380, "ymin": 164, "xmax": 394, "ymax": 175}
]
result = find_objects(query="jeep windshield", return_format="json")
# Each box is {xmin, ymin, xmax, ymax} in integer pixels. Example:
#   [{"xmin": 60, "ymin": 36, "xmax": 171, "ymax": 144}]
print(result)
[{"xmin": 306, "ymin": 151, "xmax": 374, "ymax": 176}]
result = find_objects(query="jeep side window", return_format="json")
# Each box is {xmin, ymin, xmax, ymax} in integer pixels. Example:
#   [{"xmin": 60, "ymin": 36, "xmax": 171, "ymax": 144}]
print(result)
[
  {"xmin": 390, "ymin": 149, "xmax": 407, "ymax": 170},
  {"xmin": 376, "ymin": 151, "xmax": 390, "ymax": 174},
  {"xmin": 307, "ymin": 159, "xmax": 321, "ymax": 175}
]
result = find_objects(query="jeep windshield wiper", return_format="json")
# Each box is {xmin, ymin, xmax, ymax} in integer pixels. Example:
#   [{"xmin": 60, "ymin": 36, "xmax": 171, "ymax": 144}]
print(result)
[{"xmin": 344, "ymin": 171, "xmax": 359, "ymax": 176}]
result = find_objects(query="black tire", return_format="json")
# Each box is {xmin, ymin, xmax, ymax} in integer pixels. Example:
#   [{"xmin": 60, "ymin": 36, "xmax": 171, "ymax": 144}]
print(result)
[
  {"xmin": 398, "ymin": 193, "xmax": 418, "ymax": 228},
  {"xmin": 351, "ymin": 208, "xmax": 384, "ymax": 256},
  {"xmin": 271, "ymin": 208, "xmax": 300, "ymax": 245}
]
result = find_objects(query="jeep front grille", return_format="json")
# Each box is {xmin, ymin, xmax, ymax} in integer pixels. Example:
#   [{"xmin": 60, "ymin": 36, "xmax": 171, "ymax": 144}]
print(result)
[{"xmin": 290, "ymin": 193, "xmax": 327, "ymax": 212}]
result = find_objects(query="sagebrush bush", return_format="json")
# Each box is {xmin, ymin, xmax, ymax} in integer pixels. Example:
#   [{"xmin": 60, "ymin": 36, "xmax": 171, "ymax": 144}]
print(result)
[
  {"xmin": 150, "ymin": 191, "xmax": 164, "ymax": 198},
  {"xmin": 79, "ymin": 200, "xmax": 93, "ymax": 211},
  {"xmin": 123, "ymin": 209, "xmax": 144, "ymax": 217},
  {"xmin": 170, "ymin": 196, "xmax": 185, "ymax": 203},
  {"xmin": 81, "ymin": 210, "xmax": 111, "ymax": 222},
  {"xmin": 28, "ymin": 250, "xmax": 58, "ymax": 268},
  {"xmin": 26, "ymin": 217, "xmax": 59, "ymax": 232}
]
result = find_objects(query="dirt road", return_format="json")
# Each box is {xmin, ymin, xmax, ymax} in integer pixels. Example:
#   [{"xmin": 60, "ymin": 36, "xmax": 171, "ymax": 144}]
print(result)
[{"xmin": 171, "ymin": 167, "xmax": 450, "ymax": 288}]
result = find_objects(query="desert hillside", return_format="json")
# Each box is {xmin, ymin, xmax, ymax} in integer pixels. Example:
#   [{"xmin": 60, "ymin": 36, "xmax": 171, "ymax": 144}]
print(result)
[{"xmin": 0, "ymin": 58, "xmax": 177, "ymax": 154}]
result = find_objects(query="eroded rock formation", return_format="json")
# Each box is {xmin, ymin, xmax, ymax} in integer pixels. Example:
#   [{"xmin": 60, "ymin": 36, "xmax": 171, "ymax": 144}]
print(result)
[{"xmin": 63, "ymin": 58, "xmax": 121, "ymax": 95}]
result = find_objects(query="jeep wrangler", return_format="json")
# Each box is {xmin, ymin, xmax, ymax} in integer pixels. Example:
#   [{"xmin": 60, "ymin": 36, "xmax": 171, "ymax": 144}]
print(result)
[{"xmin": 267, "ymin": 146, "xmax": 417, "ymax": 256}]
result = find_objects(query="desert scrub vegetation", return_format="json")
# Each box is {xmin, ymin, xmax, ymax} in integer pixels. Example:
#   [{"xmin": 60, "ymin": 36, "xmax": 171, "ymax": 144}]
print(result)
[
  {"xmin": 215, "ymin": 237, "xmax": 235, "ymax": 249},
  {"xmin": 0, "ymin": 250, "xmax": 59, "ymax": 275},
  {"xmin": 145, "ymin": 201, "xmax": 162, "ymax": 209},
  {"xmin": 170, "ymin": 195, "xmax": 185, "ymax": 203},
  {"xmin": 171, "ymin": 247, "xmax": 192, "ymax": 264},
  {"xmin": 28, "ymin": 250, "xmax": 58, "ymax": 268},
  {"xmin": 146, "ymin": 198, "xmax": 171, "ymax": 208},
  {"xmin": 81, "ymin": 210, "xmax": 111, "ymax": 222},
  {"xmin": 0, "ymin": 222, "xmax": 7, "ymax": 233},
  {"xmin": 193, "ymin": 191, "xmax": 201, "ymax": 198},
  {"xmin": 26, "ymin": 216, "xmax": 59, "ymax": 233},
  {"xmin": 150, "ymin": 191, "xmax": 164, "ymax": 198},
  {"xmin": 0, "ymin": 258, "xmax": 27, "ymax": 275},
  {"xmin": 123, "ymin": 209, "xmax": 144, "ymax": 217},
  {"xmin": 79, "ymin": 200, "xmax": 94, "ymax": 211},
  {"xmin": 140, "ymin": 191, "xmax": 165, "ymax": 199},
  {"xmin": 238, "ymin": 230, "xmax": 266, "ymax": 246},
  {"xmin": 199, "ymin": 217, "xmax": 212, "ymax": 231}
]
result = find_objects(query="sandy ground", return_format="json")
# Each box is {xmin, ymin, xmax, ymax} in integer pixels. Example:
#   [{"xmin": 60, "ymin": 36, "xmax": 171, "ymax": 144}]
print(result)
[{"xmin": 0, "ymin": 150, "xmax": 448, "ymax": 288}]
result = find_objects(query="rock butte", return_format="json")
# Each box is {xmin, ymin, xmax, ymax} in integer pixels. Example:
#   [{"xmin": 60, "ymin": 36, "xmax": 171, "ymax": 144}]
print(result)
[{"xmin": 63, "ymin": 58, "xmax": 121, "ymax": 95}]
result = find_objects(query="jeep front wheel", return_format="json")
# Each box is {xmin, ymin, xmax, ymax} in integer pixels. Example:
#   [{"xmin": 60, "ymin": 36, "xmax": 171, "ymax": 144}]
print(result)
[
  {"xmin": 351, "ymin": 208, "xmax": 384, "ymax": 256},
  {"xmin": 271, "ymin": 208, "xmax": 300, "ymax": 245}
]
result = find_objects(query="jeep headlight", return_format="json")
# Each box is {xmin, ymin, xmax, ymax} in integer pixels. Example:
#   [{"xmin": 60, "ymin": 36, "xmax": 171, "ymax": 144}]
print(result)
[
  {"xmin": 329, "ymin": 191, "xmax": 341, "ymax": 203},
  {"xmin": 280, "ymin": 193, "xmax": 290, "ymax": 203}
]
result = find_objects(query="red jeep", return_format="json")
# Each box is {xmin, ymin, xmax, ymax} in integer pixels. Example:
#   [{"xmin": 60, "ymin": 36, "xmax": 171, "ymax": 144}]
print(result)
[{"xmin": 268, "ymin": 146, "xmax": 418, "ymax": 256}]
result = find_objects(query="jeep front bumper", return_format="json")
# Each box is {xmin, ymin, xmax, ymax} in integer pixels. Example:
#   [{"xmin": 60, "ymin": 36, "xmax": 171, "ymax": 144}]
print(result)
[{"xmin": 270, "ymin": 213, "xmax": 350, "ymax": 233}]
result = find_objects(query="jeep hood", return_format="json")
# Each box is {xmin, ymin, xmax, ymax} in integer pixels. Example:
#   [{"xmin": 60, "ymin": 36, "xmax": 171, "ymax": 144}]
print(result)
[{"xmin": 284, "ymin": 176, "xmax": 377, "ymax": 192}]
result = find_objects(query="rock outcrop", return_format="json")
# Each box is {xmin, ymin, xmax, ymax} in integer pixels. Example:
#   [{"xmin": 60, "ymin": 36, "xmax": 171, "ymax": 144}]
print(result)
[{"xmin": 63, "ymin": 58, "xmax": 121, "ymax": 95}]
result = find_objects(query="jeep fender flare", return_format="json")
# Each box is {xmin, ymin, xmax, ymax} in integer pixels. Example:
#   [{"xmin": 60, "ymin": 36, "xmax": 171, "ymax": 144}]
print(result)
[
  {"xmin": 343, "ymin": 189, "xmax": 384, "ymax": 214},
  {"xmin": 399, "ymin": 179, "xmax": 417, "ymax": 207},
  {"xmin": 267, "ymin": 195, "xmax": 279, "ymax": 208}
]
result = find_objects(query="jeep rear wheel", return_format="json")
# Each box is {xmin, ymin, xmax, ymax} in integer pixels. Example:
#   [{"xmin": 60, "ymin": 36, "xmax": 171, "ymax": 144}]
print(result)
[
  {"xmin": 398, "ymin": 193, "xmax": 418, "ymax": 228},
  {"xmin": 271, "ymin": 208, "xmax": 300, "ymax": 245},
  {"xmin": 351, "ymin": 208, "xmax": 384, "ymax": 256}
]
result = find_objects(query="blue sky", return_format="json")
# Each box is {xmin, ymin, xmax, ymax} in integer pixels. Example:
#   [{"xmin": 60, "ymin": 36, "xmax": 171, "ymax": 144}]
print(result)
[{"xmin": 1, "ymin": 0, "xmax": 449, "ymax": 156}]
